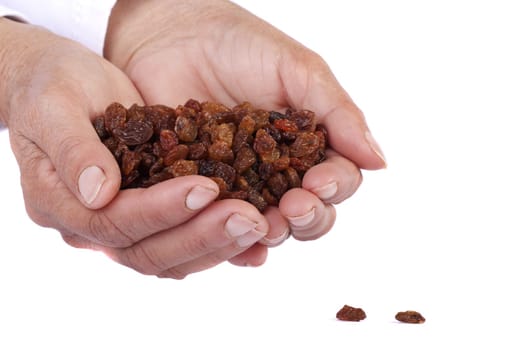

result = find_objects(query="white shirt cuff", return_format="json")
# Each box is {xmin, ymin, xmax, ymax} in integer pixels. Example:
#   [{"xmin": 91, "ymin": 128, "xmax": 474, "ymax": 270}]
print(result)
[
  {"xmin": 0, "ymin": 5, "xmax": 27, "ymax": 22},
  {"xmin": 0, "ymin": 1, "xmax": 117, "ymax": 55}
]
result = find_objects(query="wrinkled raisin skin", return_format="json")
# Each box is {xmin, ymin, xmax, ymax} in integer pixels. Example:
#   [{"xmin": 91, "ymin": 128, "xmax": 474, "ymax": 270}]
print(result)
[{"xmin": 94, "ymin": 100, "xmax": 328, "ymax": 212}]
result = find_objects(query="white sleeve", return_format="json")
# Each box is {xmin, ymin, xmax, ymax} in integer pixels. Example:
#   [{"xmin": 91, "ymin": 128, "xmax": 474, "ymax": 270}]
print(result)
[
  {"xmin": 0, "ymin": 5, "xmax": 27, "ymax": 21},
  {"xmin": 0, "ymin": 1, "xmax": 117, "ymax": 55}
]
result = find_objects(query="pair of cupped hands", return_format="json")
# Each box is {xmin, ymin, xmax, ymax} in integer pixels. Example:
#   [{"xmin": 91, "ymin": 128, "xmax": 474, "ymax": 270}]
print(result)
[{"xmin": 0, "ymin": 0, "xmax": 385, "ymax": 279}]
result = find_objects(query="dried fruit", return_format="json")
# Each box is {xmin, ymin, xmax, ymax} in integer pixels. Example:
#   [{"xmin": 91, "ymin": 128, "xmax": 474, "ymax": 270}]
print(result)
[
  {"xmin": 94, "ymin": 99, "xmax": 328, "ymax": 212},
  {"xmin": 336, "ymin": 305, "xmax": 367, "ymax": 322},
  {"xmin": 395, "ymin": 311, "xmax": 426, "ymax": 324}
]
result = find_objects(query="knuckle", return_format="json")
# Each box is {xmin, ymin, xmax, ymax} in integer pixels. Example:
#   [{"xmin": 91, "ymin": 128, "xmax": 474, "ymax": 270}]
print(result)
[
  {"xmin": 53, "ymin": 134, "xmax": 86, "ymax": 169},
  {"xmin": 87, "ymin": 213, "xmax": 134, "ymax": 248},
  {"xmin": 158, "ymin": 268, "xmax": 187, "ymax": 280},
  {"xmin": 180, "ymin": 235, "xmax": 212, "ymax": 259}
]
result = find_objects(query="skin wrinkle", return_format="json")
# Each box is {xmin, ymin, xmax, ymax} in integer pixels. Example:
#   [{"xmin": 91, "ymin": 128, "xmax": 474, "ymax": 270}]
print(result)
[
  {"xmin": 122, "ymin": 241, "xmax": 167, "ymax": 275},
  {"xmin": 203, "ymin": 37, "xmax": 238, "ymax": 106}
]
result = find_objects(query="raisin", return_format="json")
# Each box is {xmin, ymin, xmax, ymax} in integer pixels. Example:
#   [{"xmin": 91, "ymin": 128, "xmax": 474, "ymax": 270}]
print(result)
[
  {"xmin": 169, "ymin": 160, "xmax": 198, "ymax": 177},
  {"xmin": 233, "ymin": 146, "xmax": 257, "ymax": 174},
  {"xmin": 184, "ymin": 98, "xmax": 202, "ymax": 113},
  {"xmin": 175, "ymin": 116, "xmax": 198, "ymax": 142},
  {"xmin": 336, "ymin": 305, "xmax": 367, "ymax": 322},
  {"xmin": 219, "ymin": 190, "xmax": 249, "ymax": 201},
  {"xmin": 188, "ymin": 142, "xmax": 208, "ymax": 160},
  {"xmin": 121, "ymin": 149, "xmax": 141, "ymax": 176},
  {"xmin": 269, "ymin": 110, "xmax": 287, "ymax": 122},
  {"xmin": 267, "ymin": 173, "xmax": 288, "ymax": 199},
  {"xmin": 113, "ymin": 120, "xmax": 154, "ymax": 146},
  {"xmin": 253, "ymin": 129, "xmax": 277, "ymax": 155},
  {"xmin": 198, "ymin": 159, "xmax": 216, "ymax": 177},
  {"xmin": 159, "ymin": 129, "xmax": 179, "ymax": 152},
  {"xmin": 289, "ymin": 132, "xmax": 320, "ymax": 158},
  {"xmin": 247, "ymin": 189, "xmax": 267, "ymax": 212},
  {"xmin": 208, "ymin": 141, "xmax": 234, "ymax": 164},
  {"xmin": 273, "ymin": 118, "xmax": 298, "ymax": 133},
  {"xmin": 104, "ymin": 102, "xmax": 127, "ymax": 132},
  {"xmin": 213, "ymin": 162, "xmax": 236, "ymax": 190},
  {"xmin": 395, "ymin": 311, "xmax": 425, "ymax": 324},
  {"xmin": 93, "ymin": 116, "xmax": 108, "ymax": 139},
  {"xmin": 284, "ymin": 167, "xmax": 301, "ymax": 188},
  {"xmin": 289, "ymin": 109, "xmax": 315, "ymax": 131},
  {"xmin": 164, "ymin": 144, "xmax": 189, "ymax": 166},
  {"xmin": 262, "ymin": 188, "xmax": 278, "ymax": 206}
]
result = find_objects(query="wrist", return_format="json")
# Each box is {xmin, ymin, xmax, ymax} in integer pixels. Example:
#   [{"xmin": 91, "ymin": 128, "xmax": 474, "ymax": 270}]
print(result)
[
  {"xmin": 0, "ymin": 18, "xmax": 21, "ymax": 126},
  {"xmin": 0, "ymin": 19, "xmax": 61, "ymax": 127}
]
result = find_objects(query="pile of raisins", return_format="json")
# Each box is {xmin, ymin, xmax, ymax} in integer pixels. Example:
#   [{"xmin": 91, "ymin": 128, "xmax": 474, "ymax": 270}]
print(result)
[{"xmin": 93, "ymin": 99, "xmax": 327, "ymax": 212}]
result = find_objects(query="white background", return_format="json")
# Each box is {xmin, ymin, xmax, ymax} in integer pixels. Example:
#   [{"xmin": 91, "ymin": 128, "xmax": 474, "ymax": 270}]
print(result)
[{"xmin": 1, "ymin": 1, "xmax": 524, "ymax": 349}]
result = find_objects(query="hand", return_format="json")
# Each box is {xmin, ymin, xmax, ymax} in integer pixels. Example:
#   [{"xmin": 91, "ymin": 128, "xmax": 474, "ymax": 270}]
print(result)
[
  {"xmin": 104, "ymin": 0, "xmax": 386, "ymax": 264},
  {"xmin": 1, "ymin": 18, "xmax": 270, "ymax": 279}
]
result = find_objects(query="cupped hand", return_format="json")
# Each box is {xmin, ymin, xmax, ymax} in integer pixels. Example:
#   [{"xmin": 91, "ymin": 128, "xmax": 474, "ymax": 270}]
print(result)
[
  {"xmin": 1, "ymin": 18, "xmax": 270, "ymax": 279},
  {"xmin": 104, "ymin": 0, "xmax": 386, "ymax": 263}
]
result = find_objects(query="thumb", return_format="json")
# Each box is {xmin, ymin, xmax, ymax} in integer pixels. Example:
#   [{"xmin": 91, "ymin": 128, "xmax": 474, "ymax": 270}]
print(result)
[
  {"xmin": 279, "ymin": 49, "xmax": 387, "ymax": 170},
  {"xmin": 47, "ymin": 108, "xmax": 122, "ymax": 209},
  {"xmin": 24, "ymin": 98, "xmax": 129, "ymax": 210}
]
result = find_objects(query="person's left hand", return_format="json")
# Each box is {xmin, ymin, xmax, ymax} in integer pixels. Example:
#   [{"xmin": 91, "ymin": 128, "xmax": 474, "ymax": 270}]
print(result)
[{"xmin": 104, "ymin": 0, "xmax": 386, "ymax": 266}]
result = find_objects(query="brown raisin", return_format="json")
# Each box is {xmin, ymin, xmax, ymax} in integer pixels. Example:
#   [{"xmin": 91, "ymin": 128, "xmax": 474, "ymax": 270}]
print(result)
[
  {"xmin": 395, "ymin": 311, "xmax": 425, "ymax": 324},
  {"xmin": 159, "ymin": 129, "xmax": 179, "ymax": 152},
  {"xmin": 175, "ymin": 116, "xmax": 198, "ymax": 142},
  {"xmin": 289, "ymin": 132, "xmax": 320, "ymax": 158},
  {"xmin": 233, "ymin": 146, "xmax": 257, "ymax": 174},
  {"xmin": 104, "ymin": 102, "xmax": 127, "ymax": 132},
  {"xmin": 208, "ymin": 141, "xmax": 234, "ymax": 164},
  {"xmin": 169, "ymin": 160, "xmax": 198, "ymax": 177},
  {"xmin": 247, "ymin": 189, "xmax": 267, "ymax": 212},
  {"xmin": 164, "ymin": 144, "xmax": 189, "ymax": 166},
  {"xmin": 188, "ymin": 142, "xmax": 208, "ymax": 160},
  {"xmin": 267, "ymin": 173, "xmax": 288, "ymax": 200},
  {"xmin": 336, "ymin": 305, "xmax": 367, "ymax": 322},
  {"xmin": 113, "ymin": 120, "xmax": 154, "ymax": 146}
]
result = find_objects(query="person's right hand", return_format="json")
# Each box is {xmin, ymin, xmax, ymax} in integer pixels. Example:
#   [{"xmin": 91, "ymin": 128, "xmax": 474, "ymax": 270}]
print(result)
[{"xmin": 0, "ymin": 18, "xmax": 270, "ymax": 279}]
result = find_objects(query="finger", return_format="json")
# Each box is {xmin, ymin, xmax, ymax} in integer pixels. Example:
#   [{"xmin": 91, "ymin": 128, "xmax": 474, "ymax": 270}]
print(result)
[
  {"xmin": 279, "ymin": 48, "xmax": 387, "ymax": 170},
  {"xmin": 105, "ymin": 200, "xmax": 269, "ymax": 276},
  {"xmin": 228, "ymin": 244, "xmax": 269, "ymax": 267},
  {"xmin": 259, "ymin": 206, "xmax": 290, "ymax": 247},
  {"xmin": 302, "ymin": 149, "xmax": 363, "ymax": 204},
  {"xmin": 279, "ymin": 188, "xmax": 337, "ymax": 241},
  {"xmin": 160, "ymin": 243, "xmax": 269, "ymax": 279},
  {"xmin": 60, "ymin": 231, "xmax": 95, "ymax": 250}
]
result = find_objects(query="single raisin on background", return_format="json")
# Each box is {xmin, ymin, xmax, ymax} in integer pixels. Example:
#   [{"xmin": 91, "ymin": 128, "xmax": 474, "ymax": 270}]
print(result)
[
  {"xmin": 395, "ymin": 311, "xmax": 426, "ymax": 324},
  {"xmin": 94, "ymin": 99, "xmax": 328, "ymax": 212},
  {"xmin": 336, "ymin": 305, "xmax": 367, "ymax": 322}
]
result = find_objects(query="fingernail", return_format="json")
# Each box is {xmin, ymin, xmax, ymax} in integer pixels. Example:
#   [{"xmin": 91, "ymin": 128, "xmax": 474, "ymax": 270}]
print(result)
[
  {"xmin": 78, "ymin": 166, "xmax": 105, "ymax": 205},
  {"xmin": 225, "ymin": 214, "xmax": 267, "ymax": 247},
  {"xmin": 236, "ymin": 230, "xmax": 267, "ymax": 248},
  {"xmin": 225, "ymin": 213, "xmax": 259, "ymax": 237},
  {"xmin": 312, "ymin": 181, "xmax": 338, "ymax": 201},
  {"xmin": 185, "ymin": 185, "xmax": 218, "ymax": 210},
  {"xmin": 286, "ymin": 208, "xmax": 316, "ymax": 227},
  {"xmin": 365, "ymin": 131, "xmax": 387, "ymax": 168},
  {"xmin": 260, "ymin": 227, "xmax": 290, "ymax": 246}
]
